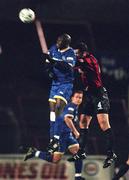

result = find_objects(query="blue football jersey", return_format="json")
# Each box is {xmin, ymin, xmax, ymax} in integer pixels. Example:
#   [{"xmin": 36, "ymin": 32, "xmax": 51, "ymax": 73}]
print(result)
[
  {"xmin": 54, "ymin": 102, "xmax": 78, "ymax": 135},
  {"xmin": 49, "ymin": 45, "xmax": 76, "ymax": 84}
]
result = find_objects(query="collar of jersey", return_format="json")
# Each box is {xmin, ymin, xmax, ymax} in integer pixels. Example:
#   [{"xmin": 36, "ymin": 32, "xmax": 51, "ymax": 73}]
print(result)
[
  {"xmin": 70, "ymin": 102, "xmax": 78, "ymax": 108},
  {"xmin": 58, "ymin": 47, "xmax": 70, "ymax": 53}
]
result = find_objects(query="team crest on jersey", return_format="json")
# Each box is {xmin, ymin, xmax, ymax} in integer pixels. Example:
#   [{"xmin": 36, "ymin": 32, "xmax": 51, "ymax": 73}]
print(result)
[{"xmin": 68, "ymin": 107, "xmax": 74, "ymax": 111}]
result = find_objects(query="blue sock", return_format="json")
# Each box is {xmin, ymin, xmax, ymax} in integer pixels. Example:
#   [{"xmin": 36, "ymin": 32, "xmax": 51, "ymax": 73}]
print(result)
[
  {"xmin": 75, "ymin": 159, "xmax": 83, "ymax": 177},
  {"xmin": 50, "ymin": 121, "xmax": 55, "ymax": 138},
  {"xmin": 53, "ymin": 117, "xmax": 61, "ymax": 137},
  {"xmin": 38, "ymin": 151, "xmax": 52, "ymax": 162}
]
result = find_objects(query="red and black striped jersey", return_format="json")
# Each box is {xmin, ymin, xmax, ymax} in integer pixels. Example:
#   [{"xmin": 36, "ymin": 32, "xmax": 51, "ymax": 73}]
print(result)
[{"xmin": 75, "ymin": 53, "xmax": 103, "ymax": 90}]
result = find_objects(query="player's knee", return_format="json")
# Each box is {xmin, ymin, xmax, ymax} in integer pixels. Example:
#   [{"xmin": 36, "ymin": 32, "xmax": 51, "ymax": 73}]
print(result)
[
  {"xmin": 79, "ymin": 121, "xmax": 86, "ymax": 128},
  {"xmin": 56, "ymin": 99, "xmax": 66, "ymax": 108},
  {"xmin": 49, "ymin": 101, "xmax": 56, "ymax": 111},
  {"xmin": 52, "ymin": 153, "xmax": 63, "ymax": 163},
  {"xmin": 99, "ymin": 119, "xmax": 110, "ymax": 131},
  {"xmin": 69, "ymin": 144, "xmax": 80, "ymax": 154},
  {"xmin": 55, "ymin": 101, "xmax": 66, "ymax": 116},
  {"xmin": 79, "ymin": 116, "xmax": 91, "ymax": 128}
]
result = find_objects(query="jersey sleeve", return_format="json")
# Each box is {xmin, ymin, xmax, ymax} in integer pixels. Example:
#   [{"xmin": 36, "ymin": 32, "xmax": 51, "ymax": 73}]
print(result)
[
  {"xmin": 64, "ymin": 106, "xmax": 75, "ymax": 119},
  {"xmin": 65, "ymin": 49, "xmax": 76, "ymax": 67},
  {"xmin": 48, "ymin": 45, "xmax": 57, "ymax": 57}
]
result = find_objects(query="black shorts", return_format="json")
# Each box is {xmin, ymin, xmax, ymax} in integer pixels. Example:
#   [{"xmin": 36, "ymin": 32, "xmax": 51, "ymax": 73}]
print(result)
[{"xmin": 81, "ymin": 87, "xmax": 110, "ymax": 116}]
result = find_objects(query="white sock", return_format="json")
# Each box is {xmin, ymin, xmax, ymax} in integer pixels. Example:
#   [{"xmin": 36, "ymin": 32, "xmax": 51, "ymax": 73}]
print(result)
[
  {"xmin": 54, "ymin": 135, "xmax": 60, "ymax": 140},
  {"xmin": 75, "ymin": 173, "xmax": 82, "ymax": 177},
  {"xmin": 35, "ymin": 151, "xmax": 40, "ymax": 157},
  {"xmin": 50, "ymin": 111, "xmax": 56, "ymax": 122}
]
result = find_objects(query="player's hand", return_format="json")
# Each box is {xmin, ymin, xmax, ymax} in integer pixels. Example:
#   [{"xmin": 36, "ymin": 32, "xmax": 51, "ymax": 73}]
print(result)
[
  {"xmin": 43, "ymin": 53, "xmax": 56, "ymax": 65},
  {"xmin": 78, "ymin": 68, "xmax": 84, "ymax": 74},
  {"xmin": 78, "ymin": 58, "xmax": 84, "ymax": 63},
  {"xmin": 43, "ymin": 53, "xmax": 50, "ymax": 59},
  {"xmin": 46, "ymin": 59, "xmax": 50, "ymax": 63},
  {"xmin": 74, "ymin": 130, "xmax": 80, "ymax": 139}
]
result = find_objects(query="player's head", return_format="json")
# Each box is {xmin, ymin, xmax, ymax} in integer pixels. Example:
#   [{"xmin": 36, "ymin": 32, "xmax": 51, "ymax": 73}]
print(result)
[
  {"xmin": 71, "ymin": 90, "xmax": 83, "ymax": 105},
  {"xmin": 56, "ymin": 33, "xmax": 71, "ymax": 50},
  {"xmin": 75, "ymin": 42, "xmax": 88, "ymax": 58}
]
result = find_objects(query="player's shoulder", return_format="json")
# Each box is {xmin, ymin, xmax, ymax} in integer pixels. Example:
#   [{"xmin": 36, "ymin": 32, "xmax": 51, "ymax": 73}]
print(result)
[
  {"xmin": 49, "ymin": 44, "xmax": 58, "ymax": 52},
  {"xmin": 63, "ymin": 103, "xmax": 76, "ymax": 117},
  {"xmin": 66, "ymin": 48, "xmax": 77, "ymax": 62},
  {"xmin": 67, "ymin": 47, "xmax": 75, "ymax": 54},
  {"xmin": 89, "ymin": 53, "xmax": 98, "ymax": 61},
  {"xmin": 66, "ymin": 102, "xmax": 76, "ymax": 110}
]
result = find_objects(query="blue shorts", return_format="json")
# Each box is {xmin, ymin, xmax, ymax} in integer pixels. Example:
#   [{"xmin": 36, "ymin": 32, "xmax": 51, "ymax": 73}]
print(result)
[
  {"xmin": 59, "ymin": 132, "xmax": 78, "ymax": 153},
  {"xmin": 49, "ymin": 83, "xmax": 73, "ymax": 104}
]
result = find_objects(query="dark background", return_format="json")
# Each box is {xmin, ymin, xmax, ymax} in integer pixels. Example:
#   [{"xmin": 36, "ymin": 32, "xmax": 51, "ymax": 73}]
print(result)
[{"xmin": 0, "ymin": 0, "xmax": 128, "ymax": 165}]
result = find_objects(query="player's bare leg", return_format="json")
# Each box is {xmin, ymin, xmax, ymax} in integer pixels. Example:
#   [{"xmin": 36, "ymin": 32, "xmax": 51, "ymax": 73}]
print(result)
[
  {"xmin": 55, "ymin": 98, "xmax": 66, "ymax": 117},
  {"xmin": 97, "ymin": 113, "xmax": 110, "ymax": 131},
  {"xmin": 52, "ymin": 152, "xmax": 64, "ymax": 163},
  {"xmin": 79, "ymin": 114, "xmax": 92, "ymax": 129}
]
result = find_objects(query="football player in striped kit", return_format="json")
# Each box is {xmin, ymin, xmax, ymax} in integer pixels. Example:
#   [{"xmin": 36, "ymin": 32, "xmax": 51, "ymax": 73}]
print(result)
[{"xmin": 74, "ymin": 42, "xmax": 117, "ymax": 168}]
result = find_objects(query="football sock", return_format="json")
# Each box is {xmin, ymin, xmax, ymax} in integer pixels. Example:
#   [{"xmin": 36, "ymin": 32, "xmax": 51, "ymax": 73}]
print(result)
[
  {"xmin": 75, "ymin": 159, "xmax": 83, "ymax": 178},
  {"xmin": 50, "ymin": 122, "xmax": 55, "ymax": 138},
  {"xmin": 36, "ymin": 151, "xmax": 52, "ymax": 162},
  {"xmin": 53, "ymin": 117, "xmax": 61, "ymax": 137},
  {"xmin": 79, "ymin": 128, "xmax": 88, "ymax": 151},
  {"xmin": 113, "ymin": 163, "xmax": 129, "ymax": 179},
  {"xmin": 104, "ymin": 128, "xmax": 114, "ymax": 153}
]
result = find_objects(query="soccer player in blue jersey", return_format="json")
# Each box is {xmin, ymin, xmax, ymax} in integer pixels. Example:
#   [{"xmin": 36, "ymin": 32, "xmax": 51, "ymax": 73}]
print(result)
[
  {"xmin": 24, "ymin": 91, "xmax": 85, "ymax": 179},
  {"xmin": 44, "ymin": 34, "xmax": 76, "ymax": 142}
]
